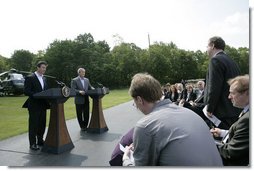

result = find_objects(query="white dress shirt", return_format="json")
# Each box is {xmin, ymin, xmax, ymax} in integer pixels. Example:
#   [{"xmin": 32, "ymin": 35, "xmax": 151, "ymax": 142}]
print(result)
[{"xmin": 35, "ymin": 72, "xmax": 44, "ymax": 90}]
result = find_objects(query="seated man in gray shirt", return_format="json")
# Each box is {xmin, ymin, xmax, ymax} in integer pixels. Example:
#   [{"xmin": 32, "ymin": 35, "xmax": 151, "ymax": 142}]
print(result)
[{"xmin": 122, "ymin": 73, "xmax": 223, "ymax": 166}]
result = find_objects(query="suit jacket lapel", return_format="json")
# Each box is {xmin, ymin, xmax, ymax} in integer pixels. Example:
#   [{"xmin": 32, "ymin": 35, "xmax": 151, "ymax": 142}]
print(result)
[
  {"xmin": 228, "ymin": 110, "xmax": 249, "ymax": 140},
  {"xmin": 33, "ymin": 73, "xmax": 43, "ymax": 91},
  {"xmin": 43, "ymin": 77, "xmax": 47, "ymax": 90}
]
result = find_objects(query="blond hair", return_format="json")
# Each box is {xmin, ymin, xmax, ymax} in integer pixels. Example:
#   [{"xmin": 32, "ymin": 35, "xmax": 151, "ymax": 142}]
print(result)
[{"xmin": 227, "ymin": 75, "xmax": 249, "ymax": 93}]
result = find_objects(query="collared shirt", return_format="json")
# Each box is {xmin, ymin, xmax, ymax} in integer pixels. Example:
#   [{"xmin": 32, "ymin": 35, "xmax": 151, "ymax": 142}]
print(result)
[
  {"xmin": 212, "ymin": 50, "xmax": 224, "ymax": 58},
  {"xmin": 241, "ymin": 105, "xmax": 249, "ymax": 116},
  {"xmin": 78, "ymin": 76, "xmax": 90, "ymax": 91},
  {"xmin": 35, "ymin": 71, "xmax": 44, "ymax": 90},
  {"xmin": 196, "ymin": 90, "xmax": 203, "ymax": 99},
  {"xmin": 79, "ymin": 76, "xmax": 85, "ymax": 89}
]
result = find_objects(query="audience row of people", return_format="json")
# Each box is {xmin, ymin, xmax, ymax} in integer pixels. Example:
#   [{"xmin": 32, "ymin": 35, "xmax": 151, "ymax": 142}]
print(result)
[
  {"xmin": 162, "ymin": 80, "xmax": 204, "ymax": 105},
  {"xmin": 110, "ymin": 73, "xmax": 249, "ymax": 166}
]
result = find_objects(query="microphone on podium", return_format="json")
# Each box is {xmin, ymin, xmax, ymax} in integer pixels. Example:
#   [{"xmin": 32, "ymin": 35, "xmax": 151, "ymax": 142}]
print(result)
[
  {"xmin": 55, "ymin": 80, "xmax": 66, "ymax": 87},
  {"xmin": 97, "ymin": 82, "xmax": 104, "ymax": 88}
]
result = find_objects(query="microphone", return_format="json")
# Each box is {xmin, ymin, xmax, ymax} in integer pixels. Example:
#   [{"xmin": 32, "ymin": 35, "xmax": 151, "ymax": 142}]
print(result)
[
  {"xmin": 97, "ymin": 82, "xmax": 104, "ymax": 88},
  {"xmin": 55, "ymin": 80, "xmax": 65, "ymax": 87}
]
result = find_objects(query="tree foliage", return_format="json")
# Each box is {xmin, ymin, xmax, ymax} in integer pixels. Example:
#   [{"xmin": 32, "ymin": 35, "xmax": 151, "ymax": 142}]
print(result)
[
  {"xmin": 4, "ymin": 33, "xmax": 249, "ymax": 88},
  {"xmin": 0, "ymin": 55, "xmax": 9, "ymax": 73},
  {"xmin": 10, "ymin": 50, "xmax": 35, "ymax": 72}
]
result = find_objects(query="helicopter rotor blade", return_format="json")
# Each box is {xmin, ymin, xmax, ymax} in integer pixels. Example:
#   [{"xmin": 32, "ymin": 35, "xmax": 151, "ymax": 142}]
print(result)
[
  {"xmin": 18, "ymin": 70, "xmax": 32, "ymax": 74},
  {"xmin": 43, "ymin": 75, "xmax": 56, "ymax": 79},
  {"xmin": 0, "ymin": 68, "xmax": 56, "ymax": 80},
  {"xmin": 0, "ymin": 72, "xmax": 9, "ymax": 77}
]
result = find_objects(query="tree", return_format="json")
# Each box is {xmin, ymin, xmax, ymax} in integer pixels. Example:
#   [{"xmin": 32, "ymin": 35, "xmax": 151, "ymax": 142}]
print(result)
[
  {"xmin": 44, "ymin": 39, "xmax": 77, "ymax": 86},
  {"xmin": 0, "ymin": 56, "xmax": 9, "ymax": 72},
  {"xmin": 225, "ymin": 45, "xmax": 249, "ymax": 75},
  {"xmin": 111, "ymin": 43, "xmax": 143, "ymax": 87},
  {"xmin": 23, "ymin": 32, "xmax": 248, "ymax": 89},
  {"xmin": 237, "ymin": 47, "xmax": 249, "ymax": 74},
  {"xmin": 10, "ymin": 50, "xmax": 34, "ymax": 71}
]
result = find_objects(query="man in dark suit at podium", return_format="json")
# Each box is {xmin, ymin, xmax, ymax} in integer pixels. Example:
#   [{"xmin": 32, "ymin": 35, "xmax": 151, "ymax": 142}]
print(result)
[
  {"xmin": 71, "ymin": 68, "xmax": 94, "ymax": 131},
  {"xmin": 23, "ymin": 61, "xmax": 49, "ymax": 150}
]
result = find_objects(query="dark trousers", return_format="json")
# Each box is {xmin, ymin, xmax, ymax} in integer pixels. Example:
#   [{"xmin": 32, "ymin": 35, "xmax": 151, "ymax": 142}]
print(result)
[
  {"xmin": 28, "ymin": 108, "xmax": 46, "ymax": 146},
  {"xmin": 75, "ymin": 97, "xmax": 90, "ymax": 129}
]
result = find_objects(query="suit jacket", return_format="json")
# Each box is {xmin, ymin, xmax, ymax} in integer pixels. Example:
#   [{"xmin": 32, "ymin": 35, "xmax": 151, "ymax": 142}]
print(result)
[
  {"xmin": 194, "ymin": 91, "xmax": 204, "ymax": 103},
  {"xmin": 218, "ymin": 111, "xmax": 249, "ymax": 166},
  {"xmin": 71, "ymin": 76, "xmax": 93, "ymax": 104},
  {"xmin": 168, "ymin": 92, "xmax": 178, "ymax": 102},
  {"xmin": 22, "ymin": 73, "xmax": 49, "ymax": 110},
  {"xmin": 204, "ymin": 52, "xmax": 241, "ymax": 119},
  {"xmin": 194, "ymin": 91, "xmax": 205, "ymax": 109},
  {"xmin": 185, "ymin": 91, "xmax": 197, "ymax": 102},
  {"xmin": 183, "ymin": 91, "xmax": 205, "ymax": 112}
]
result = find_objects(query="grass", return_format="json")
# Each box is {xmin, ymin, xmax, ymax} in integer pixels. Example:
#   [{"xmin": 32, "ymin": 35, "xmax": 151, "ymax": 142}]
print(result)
[{"xmin": 0, "ymin": 89, "xmax": 132, "ymax": 140}]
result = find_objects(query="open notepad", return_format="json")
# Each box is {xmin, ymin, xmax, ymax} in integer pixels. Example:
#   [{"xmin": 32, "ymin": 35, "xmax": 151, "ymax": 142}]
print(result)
[
  {"xmin": 119, "ymin": 143, "xmax": 134, "ymax": 163},
  {"xmin": 203, "ymin": 105, "xmax": 221, "ymax": 127}
]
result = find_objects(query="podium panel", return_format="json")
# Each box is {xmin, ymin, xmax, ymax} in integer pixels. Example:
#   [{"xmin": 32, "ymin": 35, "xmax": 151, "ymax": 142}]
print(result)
[
  {"xmin": 34, "ymin": 87, "xmax": 75, "ymax": 154},
  {"xmin": 86, "ymin": 87, "xmax": 109, "ymax": 133}
]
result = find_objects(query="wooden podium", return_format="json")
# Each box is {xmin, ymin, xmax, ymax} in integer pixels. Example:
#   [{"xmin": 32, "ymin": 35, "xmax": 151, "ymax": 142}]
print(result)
[
  {"xmin": 86, "ymin": 87, "xmax": 109, "ymax": 133},
  {"xmin": 34, "ymin": 87, "xmax": 75, "ymax": 154}
]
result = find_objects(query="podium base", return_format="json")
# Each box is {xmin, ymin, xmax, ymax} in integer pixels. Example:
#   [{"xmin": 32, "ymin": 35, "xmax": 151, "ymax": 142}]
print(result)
[
  {"xmin": 41, "ymin": 143, "xmax": 74, "ymax": 154},
  {"xmin": 87, "ymin": 127, "xmax": 108, "ymax": 134}
]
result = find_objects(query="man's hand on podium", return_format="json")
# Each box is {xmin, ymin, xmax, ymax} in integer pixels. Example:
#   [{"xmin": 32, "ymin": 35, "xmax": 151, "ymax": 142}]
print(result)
[{"xmin": 79, "ymin": 90, "xmax": 86, "ymax": 95}]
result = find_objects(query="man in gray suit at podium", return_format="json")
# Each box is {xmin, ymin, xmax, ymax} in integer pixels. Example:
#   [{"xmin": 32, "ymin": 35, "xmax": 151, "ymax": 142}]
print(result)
[{"xmin": 71, "ymin": 68, "xmax": 94, "ymax": 131}]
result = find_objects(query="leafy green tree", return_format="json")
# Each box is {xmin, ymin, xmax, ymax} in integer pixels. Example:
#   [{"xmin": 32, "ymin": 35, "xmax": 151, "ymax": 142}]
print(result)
[
  {"xmin": 148, "ymin": 43, "xmax": 172, "ymax": 83},
  {"xmin": 111, "ymin": 43, "xmax": 143, "ymax": 87},
  {"xmin": 192, "ymin": 50, "xmax": 208, "ymax": 79},
  {"xmin": 44, "ymin": 33, "xmax": 113, "ymax": 88},
  {"xmin": 28, "ymin": 32, "xmax": 249, "ymax": 89},
  {"xmin": 44, "ymin": 39, "xmax": 77, "ymax": 86},
  {"xmin": 10, "ymin": 50, "xmax": 34, "ymax": 71},
  {"xmin": 0, "ymin": 56, "xmax": 9, "ymax": 72},
  {"xmin": 237, "ymin": 47, "xmax": 249, "ymax": 74},
  {"xmin": 225, "ymin": 45, "xmax": 249, "ymax": 75}
]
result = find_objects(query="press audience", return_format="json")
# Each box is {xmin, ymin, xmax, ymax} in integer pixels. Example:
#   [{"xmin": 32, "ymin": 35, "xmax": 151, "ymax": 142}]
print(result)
[{"xmin": 122, "ymin": 73, "xmax": 222, "ymax": 166}]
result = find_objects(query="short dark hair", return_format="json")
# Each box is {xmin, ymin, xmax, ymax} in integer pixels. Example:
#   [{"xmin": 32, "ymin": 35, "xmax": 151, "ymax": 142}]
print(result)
[
  {"xmin": 209, "ymin": 36, "xmax": 225, "ymax": 50},
  {"xmin": 36, "ymin": 61, "xmax": 48, "ymax": 67}
]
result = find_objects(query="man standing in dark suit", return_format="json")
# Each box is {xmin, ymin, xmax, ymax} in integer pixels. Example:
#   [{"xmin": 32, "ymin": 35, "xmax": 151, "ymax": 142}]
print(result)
[
  {"xmin": 23, "ymin": 61, "xmax": 49, "ymax": 150},
  {"xmin": 210, "ymin": 75, "xmax": 249, "ymax": 166},
  {"xmin": 71, "ymin": 68, "xmax": 94, "ymax": 131},
  {"xmin": 204, "ymin": 36, "xmax": 241, "ymax": 129}
]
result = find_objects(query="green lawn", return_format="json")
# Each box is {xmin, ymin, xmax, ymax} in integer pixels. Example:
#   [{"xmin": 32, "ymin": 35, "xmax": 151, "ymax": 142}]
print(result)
[{"xmin": 0, "ymin": 89, "xmax": 132, "ymax": 140}]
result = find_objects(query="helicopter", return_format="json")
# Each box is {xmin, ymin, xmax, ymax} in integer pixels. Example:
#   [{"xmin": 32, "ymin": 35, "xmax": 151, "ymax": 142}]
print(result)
[
  {"xmin": 0, "ymin": 68, "xmax": 67, "ymax": 96},
  {"xmin": 0, "ymin": 69, "xmax": 30, "ymax": 96}
]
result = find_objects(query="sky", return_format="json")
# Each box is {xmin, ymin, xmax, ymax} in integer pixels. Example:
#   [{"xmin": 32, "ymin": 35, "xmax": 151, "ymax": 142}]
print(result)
[
  {"xmin": 0, "ymin": 0, "xmax": 250, "ymax": 58},
  {"xmin": 0, "ymin": 1, "xmax": 252, "ymax": 170}
]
